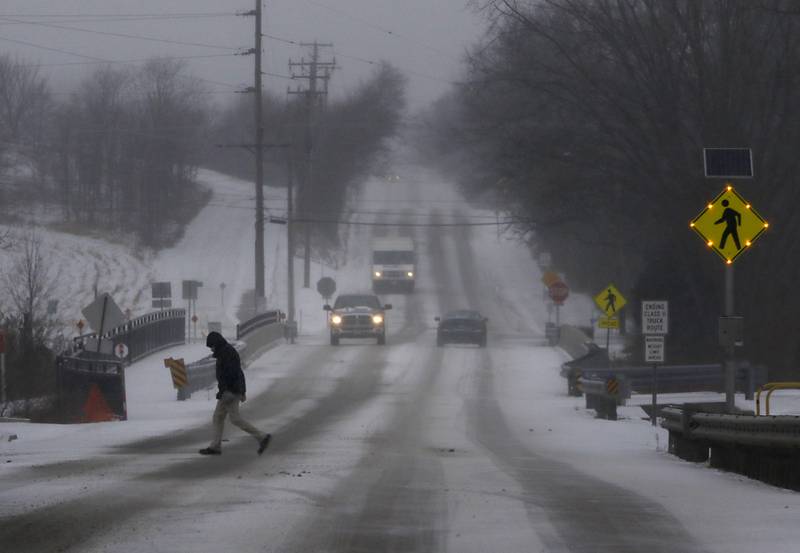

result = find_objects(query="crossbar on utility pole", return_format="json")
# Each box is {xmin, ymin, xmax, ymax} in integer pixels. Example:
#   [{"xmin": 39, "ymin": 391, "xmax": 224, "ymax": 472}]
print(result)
[{"xmin": 288, "ymin": 41, "xmax": 336, "ymax": 288}]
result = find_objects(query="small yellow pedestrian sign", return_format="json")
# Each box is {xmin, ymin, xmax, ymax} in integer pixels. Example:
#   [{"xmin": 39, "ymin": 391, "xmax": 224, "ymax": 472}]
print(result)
[
  {"xmin": 594, "ymin": 284, "xmax": 626, "ymax": 317},
  {"xmin": 690, "ymin": 185, "xmax": 768, "ymax": 264},
  {"xmin": 598, "ymin": 316, "xmax": 620, "ymax": 329}
]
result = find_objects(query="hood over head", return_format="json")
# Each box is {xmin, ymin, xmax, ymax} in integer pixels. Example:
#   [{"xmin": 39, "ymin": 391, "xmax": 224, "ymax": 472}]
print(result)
[{"xmin": 206, "ymin": 331, "xmax": 227, "ymax": 350}]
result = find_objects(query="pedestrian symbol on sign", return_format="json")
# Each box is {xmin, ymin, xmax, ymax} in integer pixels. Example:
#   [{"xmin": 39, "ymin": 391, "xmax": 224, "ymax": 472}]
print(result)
[
  {"xmin": 714, "ymin": 199, "xmax": 741, "ymax": 250},
  {"xmin": 604, "ymin": 289, "xmax": 617, "ymax": 314}
]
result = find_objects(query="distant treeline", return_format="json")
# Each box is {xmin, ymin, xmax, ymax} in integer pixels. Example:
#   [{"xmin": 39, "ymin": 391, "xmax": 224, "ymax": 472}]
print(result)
[
  {"xmin": 0, "ymin": 55, "xmax": 405, "ymax": 252},
  {"xmin": 422, "ymin": 0, "xmax": 800, "ymax": 372}
]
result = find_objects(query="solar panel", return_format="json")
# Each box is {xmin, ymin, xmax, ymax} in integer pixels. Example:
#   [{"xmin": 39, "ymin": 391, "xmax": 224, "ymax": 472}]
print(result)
[{"xmin": 703, "ymin": 148, "xmax": 753, "ymax": 178}]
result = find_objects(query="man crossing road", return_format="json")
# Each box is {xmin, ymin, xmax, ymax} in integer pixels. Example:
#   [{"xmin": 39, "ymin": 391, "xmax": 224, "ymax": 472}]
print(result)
[{"xmin": 199, "ymin": 331, "xmax": 271, "ymax": 456}]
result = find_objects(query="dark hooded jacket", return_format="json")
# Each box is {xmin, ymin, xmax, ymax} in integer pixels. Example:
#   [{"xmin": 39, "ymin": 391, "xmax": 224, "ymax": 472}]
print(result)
[{"xmin": 206, "ymin": 331, "xmax": 246, "ymax": 397}]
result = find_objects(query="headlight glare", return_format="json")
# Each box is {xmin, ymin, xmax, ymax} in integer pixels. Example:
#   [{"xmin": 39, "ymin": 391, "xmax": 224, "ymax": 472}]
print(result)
[
  {"xmin": 331, "ymin": 315, "xmax": 342, "ymax": 325},
  {"xmin": 407, "ymin": 271, "xmax": 414, "ymax": 277},
  {"xmin": 372, "ymin": 314, "xmax": 384, "ymax": 324},
  {"xmin": 374, "ymin": 271, "xmax": 382, "ymax": 278}
]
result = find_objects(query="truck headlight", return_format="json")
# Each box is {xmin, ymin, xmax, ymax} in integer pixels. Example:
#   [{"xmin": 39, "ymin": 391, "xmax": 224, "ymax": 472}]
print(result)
[
  {"xmin": 331, "ymin": 315, "xmax": 342, "ymax": 325},
  {"xmin": 374, "ymin": 271, "xmax": 382, "ymax": 278},
  {"xmin": 407, "ymin": 271, "xmax": 414, "ymax": 277},
  {"xmin": 372, "ymin": 314, "xmax": 383, "ymax": 324}
]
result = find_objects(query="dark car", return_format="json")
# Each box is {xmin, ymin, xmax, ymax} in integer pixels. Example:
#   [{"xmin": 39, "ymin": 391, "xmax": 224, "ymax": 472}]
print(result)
[
  {"xmin": 324, "ymin": 293, "xmax": 392, "ymax": 345},
  {"xmin": 435, "ymin": 310, "xmax": 488, "ymax": 347}
]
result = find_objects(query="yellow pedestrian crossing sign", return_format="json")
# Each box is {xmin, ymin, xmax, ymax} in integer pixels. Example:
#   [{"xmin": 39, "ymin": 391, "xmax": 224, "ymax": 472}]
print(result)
[
  {"xmin": 594, "ymin": 284, "xmax": 626, "ymax": 317},
  {"xmin": 690, "ymin": 185, "xmax": 768, "ymax": 264}
]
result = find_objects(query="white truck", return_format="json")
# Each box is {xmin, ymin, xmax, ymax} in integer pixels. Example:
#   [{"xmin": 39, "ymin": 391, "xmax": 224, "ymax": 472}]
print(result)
[{"xmin": 371, "ymin": 237, "xmax": 416, "ymax": 293}]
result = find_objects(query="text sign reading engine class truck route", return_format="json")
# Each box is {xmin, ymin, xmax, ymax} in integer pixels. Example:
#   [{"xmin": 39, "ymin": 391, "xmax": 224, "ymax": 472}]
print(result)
[{"xmin": 642, "ymin": 301, "xmax": 669, "ymax": 335}]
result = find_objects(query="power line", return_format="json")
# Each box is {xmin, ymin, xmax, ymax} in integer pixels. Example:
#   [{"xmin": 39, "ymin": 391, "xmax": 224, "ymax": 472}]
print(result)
[
  {"xmin": 0, "ymin": 34, "xmax": 108, "ymax": 61},
  {"xmin": 0, "ymin": 11, "xmax": 234, "ymax": 19},
  {"xmin": 1, "ymin": 33, "xmax": 247, "ymax": 91},
  {"xmin": 334, "ymin": 51, "xmax": 458, "ymax": 85},
  {"xmin": 22, "ymin": 53, "xmax": 239, "ymax": 68},
  {"xmin": 0, "ymin": 16, "xmax": 244, "ymax": 51},
  {"xmin": 0, "ymin": 14, "xmax": 234, "ymax": 25},
  {"xmin": 297, "ymin": 0, "xmax": 461, "ymax": 63},
  {"xmin": 262, "ymin": 32, "xmax": 298, "ymax": 46},
  {"xmin": 287, "ymin": 217, "xmax": 522, "ymax": 227}
]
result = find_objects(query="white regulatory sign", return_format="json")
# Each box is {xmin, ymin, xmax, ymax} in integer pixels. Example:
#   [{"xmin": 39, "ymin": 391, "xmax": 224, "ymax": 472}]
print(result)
[
  {"xmin": 642, "ymin": 300, "xmax": 669, "ymax": 335},
  {"xmin": 645, "ymin": 336, "xmax": 665, "ymax": 363},
  {"xmin": 114, "ymin": 343, "xmax": 129, "ymax": 359}
]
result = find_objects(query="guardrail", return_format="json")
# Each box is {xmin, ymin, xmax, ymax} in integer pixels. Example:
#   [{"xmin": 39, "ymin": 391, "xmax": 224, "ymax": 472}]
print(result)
[
  {"xmin": 560, "ymin": 344, "xmax": 609, "ymax": 396},
  {"xmin": 578, "ymin": 375, "xmax": 628, "ymax": 420},
  {"xmin": 236, "ymin": 310, "xmax": 282, "ymax": 339},
  {"xmin": 661, "ymin": 403, "xmax": 800, "ymax": 491},
  {"xmin": 562, "ymin": 360, "xmax": 765, "ymax": 400},
  {"xmin": 756, "ymin": 382, "xmax": 800, "ymax": 415},
  {"xmin": 177, "ymin": 352, "xmax": 224, "ymax": 400},
  {"xmin": 74, "ymin": 308, "xmax": 186, "ymax": 363}
]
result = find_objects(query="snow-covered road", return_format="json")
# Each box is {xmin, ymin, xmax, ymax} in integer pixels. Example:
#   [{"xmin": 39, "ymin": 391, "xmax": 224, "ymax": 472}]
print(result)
[{"xmin": 1, "ymin": 160, "xmax": 799, "ymax": 553}]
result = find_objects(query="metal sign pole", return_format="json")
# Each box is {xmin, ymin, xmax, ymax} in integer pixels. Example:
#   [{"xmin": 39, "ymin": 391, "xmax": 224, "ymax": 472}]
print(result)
[
  {"xmin": 651, "ymin": 362, "xmax": 658, "ymax": 426},
  {"xmin": 1, "ymin": 352, "xmax": 6, "ymax": 405},
  {"xmin": 724, "ymin": 266, "xmax": 735, "ymax": 412},
  {"xmin": 96, "ymin": 294, "xmax": 108, "ymax": 354}
]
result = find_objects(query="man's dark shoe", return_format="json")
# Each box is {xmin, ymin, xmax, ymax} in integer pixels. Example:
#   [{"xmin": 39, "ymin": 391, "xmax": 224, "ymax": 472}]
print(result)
[
  {"xmin": 198, "ymin": 447, "xmax": 221, "ymax": 455},
  {"xmin": 257, "ymin": 434, "xmax": 272, "ymax": 455}
]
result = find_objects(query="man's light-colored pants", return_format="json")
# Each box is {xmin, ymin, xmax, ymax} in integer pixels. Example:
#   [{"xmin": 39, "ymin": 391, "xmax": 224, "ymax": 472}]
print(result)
[{"xmin": 209, "ymin": 391, "xmax": 266, "ymax": 450}]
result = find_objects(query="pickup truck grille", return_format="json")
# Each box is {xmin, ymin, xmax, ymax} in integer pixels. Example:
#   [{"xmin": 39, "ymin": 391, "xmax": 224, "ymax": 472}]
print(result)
[{"xmin": 342, "ymin": 314, "xmax": 372, "ymax": 328}]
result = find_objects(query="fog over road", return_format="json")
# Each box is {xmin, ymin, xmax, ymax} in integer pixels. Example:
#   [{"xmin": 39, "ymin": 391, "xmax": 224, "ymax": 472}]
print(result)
[{"xmin": 0, "ymin": 162, "xmax": 743, "ymax": 553}]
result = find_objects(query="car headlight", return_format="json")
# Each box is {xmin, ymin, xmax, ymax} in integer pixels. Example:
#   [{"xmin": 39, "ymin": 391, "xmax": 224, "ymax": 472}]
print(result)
[
  {"xmin": 407, "ymin": 271, "xmax": 414, "ymax": 277},
  {"xmin": 374, "ymin": 271, "xmax": 382, "ymax": 278},
  {"xmin": 372, "ymin": 314, "xmax": 384, "ymax": 324},
  {"xmin": 331, "ymin": 315, "xmax": 342, "ymax": 325}
]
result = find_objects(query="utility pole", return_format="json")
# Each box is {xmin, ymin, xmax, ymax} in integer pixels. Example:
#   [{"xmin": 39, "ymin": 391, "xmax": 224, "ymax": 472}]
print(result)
[
  {"xmin": 252, "ymin": 0, "xmax": 266, "ymax": 311},
  {"xmin": 221, "ymin": 2, "xmax": 290, "ymax": 318},
  {"xmin": 288, "ymin": 42, "xmax": 336, "ymax": 288},
  {"xmin": 287, "ymin": 157, "xmax": 296, "ymax": 343}
]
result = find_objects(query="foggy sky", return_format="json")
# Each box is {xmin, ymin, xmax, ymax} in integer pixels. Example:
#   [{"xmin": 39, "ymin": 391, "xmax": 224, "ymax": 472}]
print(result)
[{"xmin": 0, "ymin": 0, "xmax": 486, "ymax": 110}]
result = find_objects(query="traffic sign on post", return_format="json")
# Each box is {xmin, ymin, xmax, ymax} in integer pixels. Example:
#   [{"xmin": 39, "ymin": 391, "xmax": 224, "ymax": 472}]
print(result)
[
  {"xmin": 114, "ymin": 343, "xmax": 129, "ymax": 360},
  {"xmin": 82, "ymin": 293, "xmax": 125, "ymax": 333},
  {"xmin": 317, "ymin": 277, "xmax": 336, "ymax": 300},
  {"xmin": 690, "ymin": 185, "xmax": 768, "ymax": 264},
  {"xmin": 151, "ymin": 282, "xmax": 171, "ymax": 299},
  {"xmin": 598, "ymin": 317, "xmax": 619, "ymax": 329},
  {"xmin": 594, "ymin": 284, "xmax": 626, "ymax": 317},
  {"xmin": 182, "ymin": 280, "xmax": 203, "ymax": 300},
  {"xmin": 548, "ymin": 281, "xmax": 569, "ymax": 305},
  {"xmin": 642, "ymin": 301, "xmax": 669, "ymax": 335},
  {"xmin": 645, "ymin": 336, "xmax": 665, "ymax": 363},
  {"xmin": 541, "ymin": 271, "xmax": 561, "ymax": 288}
]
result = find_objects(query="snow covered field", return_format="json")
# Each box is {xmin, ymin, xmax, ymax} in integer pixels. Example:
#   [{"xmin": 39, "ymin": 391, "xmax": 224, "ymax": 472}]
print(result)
[{"xmin": 1, "ymin": 157, "xmax": 799, "ymax": 553}]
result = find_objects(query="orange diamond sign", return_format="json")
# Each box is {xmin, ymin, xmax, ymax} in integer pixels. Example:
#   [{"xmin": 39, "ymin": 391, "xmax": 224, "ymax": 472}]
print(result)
[{"xmin": 690, "ymin": 185, "xmax": 769, "ymax": 264}]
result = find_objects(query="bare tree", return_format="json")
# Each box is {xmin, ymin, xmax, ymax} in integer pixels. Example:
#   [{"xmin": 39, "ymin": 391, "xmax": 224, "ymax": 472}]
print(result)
[
  {"xmin": 0, "ymin": 54, "xmax": 49, "ymax": 142},
  {"xmin": 2, "ymin": 229, "xmax": 57, "ymax": 348}
]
